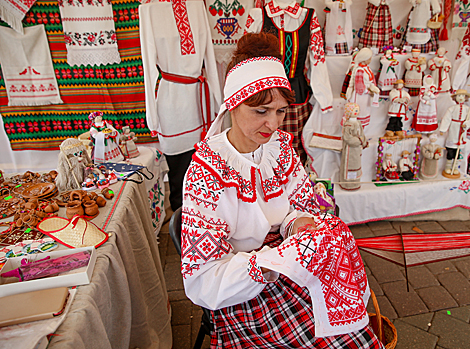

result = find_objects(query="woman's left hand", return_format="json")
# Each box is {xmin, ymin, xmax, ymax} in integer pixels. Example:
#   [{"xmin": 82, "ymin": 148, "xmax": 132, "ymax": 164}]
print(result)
[{"xmin": 290, "ymin": 217, "xmax": 316, "ymax": 237}]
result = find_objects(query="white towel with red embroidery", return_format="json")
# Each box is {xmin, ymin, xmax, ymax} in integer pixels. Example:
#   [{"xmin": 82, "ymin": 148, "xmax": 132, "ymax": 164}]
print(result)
[
  {"xmin": 58, "ymin": 0, "xmax": 121, "ymax": 67},
  {"xmin": 256, "ymin": 217, "xmax": 370, "ymax": 337},
  {"xmin": 0, "ymin": 0, "xmax": 37, "ymax": 34},
  {"xmin": 0, "ymin": 24, "xmax": 62, "ymax": 106}
]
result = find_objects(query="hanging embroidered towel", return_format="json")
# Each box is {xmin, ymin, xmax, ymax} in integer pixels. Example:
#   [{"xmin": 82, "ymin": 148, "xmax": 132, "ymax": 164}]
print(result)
[
  {"xmin": 0, "ymin": 0, "xmax": 37, "ymax": 34},
  {"xmin": 58, "ymin": 0, "xmax": 121, "ymax": 67},
  {"xmin": 0, "ymin": 25, "xmax": 62, "ymax": 107},
  {"xmin": 255, "ymin": 215, "xmax": 370, "ymax": 337},
  {"xmin": 452, "ymin": 0, "xmax": 470, "ymax": 40}
]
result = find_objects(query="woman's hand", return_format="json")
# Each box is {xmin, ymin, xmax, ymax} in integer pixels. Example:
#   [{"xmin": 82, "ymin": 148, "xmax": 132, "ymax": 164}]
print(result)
[{"xmin": 290, "ymin": 217, "xmax": 316, "ymax": 237}]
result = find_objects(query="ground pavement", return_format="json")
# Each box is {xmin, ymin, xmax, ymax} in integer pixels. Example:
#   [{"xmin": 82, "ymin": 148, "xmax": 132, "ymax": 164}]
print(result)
[{"xmin": 158, "ymin": 208, "xmax": 470, "ymax": 349}]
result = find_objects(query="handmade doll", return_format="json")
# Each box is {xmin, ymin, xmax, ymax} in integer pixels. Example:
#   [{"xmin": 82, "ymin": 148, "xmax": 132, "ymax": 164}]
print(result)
[
  {"xmin": 340, "ymin": 50, "xmax": 359, "ymax": 99},
  {"xmin": 56, "ymin": 138, "xmax": 92, "ymax": 191},
  {"xmin": 89, "ymin": 111, "xmax": 124, "ymax": 164},
  {"xmin": 452, "ymin": 26, "xmax": 470, "ymax": 92},
  {"xmin": 385, "ymin": 79, "xmax": 410, "ymax": 138},
  {"xmin": 404, "ymin": 48, "xmax": 427, "ymax": 96},
  {"xmin": 120, "ymin": 126, "xmax": 140, "ymax": 159},
  {"xmin": 439, "ymin": 89, "xmax": 470, "ymax": 177},
  {"xmin": 377, "ymin": 46, "xmax": 399, "ymax": 96},
  {"xmin": 246, "ymin": 0, "xmax": 334, "ymax": 161},
  {"xmin": 428, "ymin": 47, "xmax": 452, "ymax": 93},
  {"xmin": 339, "ymin": 103, "xmax": 368, "ymax": 191},
  {"xmin": 412, "ymin": 75, "xmax": 438, "ymax": 134},
  {"xmin": 400, "ymin": 0, "xmax": 441, "ymax": 53},
  {"xmin": 346, "ymin": 48, "xmax": 380, "ymax": 128},
  {"xmin": 398, "ymin": 150, "xmax": 414, "ymax": 180},
  {"xmin": 323, "ymin": 0, "xmax": 353, "ymax": 55},
  {"xmin": 357, "ymin": 0, "xmax": 393, "ymax": 50},
  {"xmin": 419, "ymin": 133, "xmax": 444, "ymax": 179},
  {"xmin": 382, "ymin": 153, "xmax": 399, "ymax": 180}
]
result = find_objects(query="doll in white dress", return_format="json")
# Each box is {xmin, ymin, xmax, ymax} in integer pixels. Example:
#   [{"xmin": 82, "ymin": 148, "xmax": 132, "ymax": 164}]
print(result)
[
  {"xmin": 404, "ymin": 48, "xmax": 427, "ymax": 96},
  {"xmin": 382, "ymin": 153, "xmax": 399, "ymax": 180},
  {"xmin": 120, "ymin": 126, "xmax": 140, "ymax": 159},
  {"xmin": 323, "ymin": 0, "xmax": 353, "ymax": 55},
  {"xmin": 428, "ymin": 47, "xmax": 452, "ymax": 93},
  {"xmin": 89, "ymin": 111, "xmax": 124, "ymax": 164},
  {"xmin": 377, "ymin": 47, "xmax": 399, "ymax": 97},
  {"xmin": 412, "ymin": 75, "xmax": 438, "ymax": 134}
]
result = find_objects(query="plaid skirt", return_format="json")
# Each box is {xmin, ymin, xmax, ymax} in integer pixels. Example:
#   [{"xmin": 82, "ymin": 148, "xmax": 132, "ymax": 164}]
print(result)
[
  {"xmin": 341, "ymin": 71, "xmax": 352, "ymax": 100},
  {"xmin": 280, "ymin": 99, "xmax": 312, "ymax": 164},
  {"xmin": 335, "ymin": 42, "xmax": 350, "ymax": 55},
  {"xmin": 210, "ymin": 232, "xmax": 384, "ymax": 348},
  {"xmin": 400, "ymin": 10, "xmax": 439, "ymax": 53},
  {"xmin": 358, "ymin": 3, "xmax": 392, "ymax": 49}
]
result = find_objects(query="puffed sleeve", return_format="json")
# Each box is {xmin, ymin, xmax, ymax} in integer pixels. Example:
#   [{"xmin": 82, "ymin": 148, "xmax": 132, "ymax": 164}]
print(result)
[
  {"xmin": 452, "ymin": 55, "xmax": 470, "ymax": 91},
  {"xmin": 245, "ymin": 8, "xmax": 263, "ymax": 33},
  {"xmin": 181, "ymin": 160, "xmax": 273, "ymax": 310},
  {"xmin": 307, "ymin": 11, "xmax": 333, "ymax": 113}
]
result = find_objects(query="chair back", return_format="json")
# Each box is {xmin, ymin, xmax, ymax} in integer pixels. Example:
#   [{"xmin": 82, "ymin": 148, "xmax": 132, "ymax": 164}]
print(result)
[{"xmin": 169, "ymin": 207, "xmax": 182, "ymax": 256}]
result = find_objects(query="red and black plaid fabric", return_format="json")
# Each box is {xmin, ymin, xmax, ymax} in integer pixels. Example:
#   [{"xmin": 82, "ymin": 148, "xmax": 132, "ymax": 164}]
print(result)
[
  {"xmin": 407, "ymin": 87, "xmax": 421, "ymax": 97},
  {"xmin": 400, "ymin": 10, "xmax": 440, "ymax": 53},
  {"xmin": 335, "ymin": 42, "xmax": 350, "ymax": 55},
  {"xmin": 357, "ymin": 2, "xmax": 392, "ymax": 49},
  {"xmin": 280, "ymin": 99, "xmax": 312, "ymax": 164},
  {"xmin": 210, "ymin": 274, "xmax": 383, "ymax": 348},
  {"xmin": 341, "ymin": 71, "xmax": 352, "ymax": 99}
]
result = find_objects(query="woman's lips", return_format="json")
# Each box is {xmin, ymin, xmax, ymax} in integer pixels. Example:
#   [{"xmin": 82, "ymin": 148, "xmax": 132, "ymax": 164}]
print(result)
[{"xmin": 259, "ymin": 132, "xmax": 271, "ymax": 138}]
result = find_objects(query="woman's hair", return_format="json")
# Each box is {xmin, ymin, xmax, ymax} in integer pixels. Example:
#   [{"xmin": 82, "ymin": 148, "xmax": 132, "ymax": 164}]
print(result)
[{"xmin": 226, "ymin": 32, "xmax": 295, "ymax": 106}]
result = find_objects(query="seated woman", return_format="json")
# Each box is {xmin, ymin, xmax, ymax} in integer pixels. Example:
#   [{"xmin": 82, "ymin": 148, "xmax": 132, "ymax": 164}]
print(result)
[{"xmin": 181, "ymin": 32, "xmax": 384, "ymax": 348}]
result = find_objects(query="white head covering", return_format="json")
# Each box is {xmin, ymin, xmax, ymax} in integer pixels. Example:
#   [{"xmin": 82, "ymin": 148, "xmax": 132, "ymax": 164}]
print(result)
[{"xmin": 206, "ymin": 56, "xmax": 291, "ymax": 138}]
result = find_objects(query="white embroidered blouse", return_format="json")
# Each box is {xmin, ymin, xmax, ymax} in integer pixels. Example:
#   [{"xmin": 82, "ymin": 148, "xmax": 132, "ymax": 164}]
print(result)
[{"xmin": 181, "ymin": 130, "xmax": 319, "ymax": 310}]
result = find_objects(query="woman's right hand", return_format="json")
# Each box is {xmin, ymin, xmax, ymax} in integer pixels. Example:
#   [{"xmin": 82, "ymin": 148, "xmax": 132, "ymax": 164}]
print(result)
[{"xmin": 290, "ymin": 217, "xmax": 316, "ymax": 237}]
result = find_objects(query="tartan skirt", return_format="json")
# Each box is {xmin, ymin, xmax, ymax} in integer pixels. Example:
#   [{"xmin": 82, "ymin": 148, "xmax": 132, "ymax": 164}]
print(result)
[
  {"xmin": 280, "ymin": 99, "xmax": 312, "ymax": 164},
  {"xmin": 210, "ymin": 232, "xmax": 385, "ymax": 349},
  {"xmin": 357, "ymin": 3, "xmax": 392, "ymax": 49},
  {"xmin": 400, "ymin": 10, "xmax": 439, "ymax": 53}
]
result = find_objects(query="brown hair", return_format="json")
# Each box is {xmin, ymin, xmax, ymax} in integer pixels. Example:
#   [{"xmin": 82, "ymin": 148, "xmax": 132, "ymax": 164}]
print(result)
[{"xmin": 226, "ymin": 32, "xmax": 295, "ymax": 106}]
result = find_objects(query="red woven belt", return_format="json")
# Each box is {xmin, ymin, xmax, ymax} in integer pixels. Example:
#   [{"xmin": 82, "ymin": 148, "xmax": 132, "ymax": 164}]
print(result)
[{"xmin": 160, "ymin": 70, "xmax": 211, "ymax": 140}]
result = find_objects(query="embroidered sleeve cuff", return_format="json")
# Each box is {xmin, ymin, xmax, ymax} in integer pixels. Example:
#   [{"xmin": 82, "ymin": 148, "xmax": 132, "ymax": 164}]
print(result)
[
  {"xmin": 321, "ymin": 106, "xmax": 333, "ymax": 113},
  {"xmin": 247, "ymin": 255, "xmax": 269, "ymax": 284}
]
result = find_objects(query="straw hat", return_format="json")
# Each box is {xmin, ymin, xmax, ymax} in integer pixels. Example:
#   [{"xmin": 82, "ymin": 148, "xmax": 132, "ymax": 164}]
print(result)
[
  {"xmin": 401, "ymin": 150, "xmax": 411, "ymax": 156},
  {"xmin": 394, "ymin": 79, "xmax": 404, "ymax": 85},
  {"xmin": 451, "ymin": 89, "xmax": 470, "ymax": 98},
  {"xmin": 37, "ymin": 216, "xmax": 109, "ymax": 248}
]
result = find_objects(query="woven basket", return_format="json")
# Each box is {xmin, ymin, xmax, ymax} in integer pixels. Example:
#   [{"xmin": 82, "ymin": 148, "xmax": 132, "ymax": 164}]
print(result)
[
  {"xmin": 368, "ymin": 289, "xmax": 398, "ymax": 349},
  {"xmin": 427, "ymin": 14, "xmax": 443, "ymax": 29}
]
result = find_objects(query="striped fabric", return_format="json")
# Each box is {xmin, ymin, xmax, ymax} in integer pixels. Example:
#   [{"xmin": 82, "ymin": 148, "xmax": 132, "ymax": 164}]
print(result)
[
  {"xmin": 357, "ymin": 2, "xmax": 392, "ymax": 50},
  {"xmin": 0, "ymin": 0, "xmax": 154, "ymax": 150}
]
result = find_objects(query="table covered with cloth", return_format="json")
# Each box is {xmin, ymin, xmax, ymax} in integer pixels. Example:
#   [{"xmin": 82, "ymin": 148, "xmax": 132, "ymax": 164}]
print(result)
[{"xmin": 44, "ymin": 146, "xmax": 172, "ymax": 349}]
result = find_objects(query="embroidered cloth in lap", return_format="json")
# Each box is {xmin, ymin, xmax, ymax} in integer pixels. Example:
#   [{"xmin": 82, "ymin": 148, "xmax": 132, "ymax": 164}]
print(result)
[
  {"xmin": 0, "ymin": 0, "xmax": 37, "ymax": 34},
  {"xmin": 0, "ymin": 24, "xmax": 62, "ymax": 107},
  {"xmin": 58, "ymin": 0, "xmax": 121, "ymax": 66}
]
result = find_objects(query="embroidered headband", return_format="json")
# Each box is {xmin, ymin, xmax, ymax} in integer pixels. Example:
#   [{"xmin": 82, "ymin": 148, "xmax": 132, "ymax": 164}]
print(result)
[
  {"xmin": 206, "ymin": 56, "xmax": 291, "ymax": 138},
  {"xmin": 88, "ymin": 111, "xmax": 104, "ymax": 121}
]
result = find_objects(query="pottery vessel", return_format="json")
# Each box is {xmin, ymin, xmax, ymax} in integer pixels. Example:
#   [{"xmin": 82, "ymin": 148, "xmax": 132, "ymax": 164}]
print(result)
[
  {"xmin": 66, "ymin": 200, "xmax": 84, "ymax": 219},
  {"xmin": 83, "ymin": 200, "xmax": 99, "ymax": 216},
  {"xmin": 95, "ymin": 196, "xmax": 107, "ymax": 207}
]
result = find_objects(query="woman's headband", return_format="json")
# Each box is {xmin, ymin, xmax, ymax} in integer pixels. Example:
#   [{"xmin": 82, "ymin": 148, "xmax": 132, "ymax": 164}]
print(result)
[{"xmin": 206, "ymin": 56, "xmax": 291, "ymax": 138}]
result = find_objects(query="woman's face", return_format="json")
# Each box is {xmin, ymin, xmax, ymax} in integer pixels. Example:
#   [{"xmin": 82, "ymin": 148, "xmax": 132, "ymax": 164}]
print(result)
[{"xmin": 228, "ymin": 89, "xmax": 288, "ymax": 153}]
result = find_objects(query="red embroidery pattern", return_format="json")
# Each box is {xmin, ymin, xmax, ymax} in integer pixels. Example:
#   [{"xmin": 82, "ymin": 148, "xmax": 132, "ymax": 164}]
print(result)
[
  {"xmin": 288, "ymin": 174, "xmax": 320, "ymax": 214},
  {"xmin": 309, "ymin": 15, "xmax": 325, "ymax": 66},
  {"xmin": 193, "ymin": 131, "xmax": 297, "ymax": 203},
  {"xmin": 278, "ymin": 218, "xmax": 367, "ymax": 327},
  {"xmin": 248, "ymin": 255, "xmax": 268, "ymax": 284},
  {"xmin": 456, "ymin": 27, "xmax": 470, "ymax": 60},
  {"xmin": 184, "ymin": 161, "xmax": 223, "ymax": 210},
  {"xmin": 181, "ymin": 208, "xmax": 232, "ymax": 278},
  {"xmin": 267, "ymin": 0, "xmax": 300, "ymax": 17},
  {"xmin": 227, "ymin": 56, "xmax": 283, "ymax": 77},
  {"xmin": 225, "ymin": 77, "xmax": 290, "ymax": 110},
  {"xmin": 172, "ymin": 0, "xmax": 196, "ymax": 56},
  {"xmin": 245, "ymin": 14, "xmax": 254, "ymax": 29}
]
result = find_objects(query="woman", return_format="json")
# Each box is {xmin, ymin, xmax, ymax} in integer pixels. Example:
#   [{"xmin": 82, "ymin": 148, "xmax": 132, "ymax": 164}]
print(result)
[{"xmin": 181, "ymin": 32, "xmax": 384, "ymax": 348}]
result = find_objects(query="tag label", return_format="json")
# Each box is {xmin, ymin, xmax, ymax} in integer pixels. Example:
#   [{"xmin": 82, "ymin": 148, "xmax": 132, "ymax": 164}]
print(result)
[
  {"xmin": 25, "ymin": 228, "xmax": 31, "ymax": 233},
  {"xmin": 15, "ymin": 184, "xmax": 21, "ymax": 188},
  {"xmin": 4, "ymin": 196, "xmax": 12, "ymax": 201}
]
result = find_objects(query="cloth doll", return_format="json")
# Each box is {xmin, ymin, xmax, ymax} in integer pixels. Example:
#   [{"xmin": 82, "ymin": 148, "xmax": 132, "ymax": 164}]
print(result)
[
  {"xmin": 377, "ymin": 46, "xmax": 399, "ymax": 96},
  {"xmin": 419, "ymin": 133, "xmax": 444, "ymax": 179},
  {"xmin": 398, "ymin": 150, "xmax": 414, "ymax": 180},
  {"xmin": 340, "ymin": 50, "xmax": 359, "ymax": 99},
  {"xmin": 385, "ymin": 79, "xmax": 410, "ymax": 137},
  {"xmin": 428, "ymin": 47, "xmax": 452, "ymax": 93},
  {"xmin": 339, "ymin": 103, "xmax": 368, "ymax": 191},
  {"xmin": 323, "ymin": 0, "xmax": 353, "ymax": 55},
  {"xmin": 89, "ymin": 111, "xmax": 124, "ymax": 164},
  {"xmin": 357, "ymin": 0, "xmax": 393, "ymax": 50},
  {"xmin": 404, "ymin": 48, "xmax": 427, "ymax": 96},
  {"xmin": 56, "ymin": 138, "xmax": 92, "ymax": 191},
  {"xmin": 412, "ymin": 75, "xmax": 438, "ymax": 134},
  {"xmin": 439, "ymin": 89, "xmax": 470, "ymax": 177},
  {"xmin": 120, "ymin": 126, "xmax": 140, "ymax": 159},
  {"xmin": 382, "ymin": 153, "xmax": 399, "ymax": 180},
  {"xmin": 346, "ymin": 48, "xmax": 380, "ymax": 128},
  {"xmin": 400, "ymin": 0, "xmax": 441, "ymax": 53}
]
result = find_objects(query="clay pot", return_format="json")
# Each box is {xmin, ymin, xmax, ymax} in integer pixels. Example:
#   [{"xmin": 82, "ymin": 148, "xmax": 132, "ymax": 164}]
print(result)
[
  {"xmin": 69, "ymin": 190, "xmax": 83, "ymax": 202},
  {"xmin": 83, "ymin": 200, "xmax": 99, "ymax": 216},
  {"xmin": 35, "ymin": 210, "xmax": 48, "ymax": 218},
  {"xmin": 22, "ymin": 214, "xmax": 38, "ymax": 227},
  {"xmin": 44, "ymin": 202, "xmax": 59, "ymax": 213},
  {"xmin": 15, "ymin": 218, "xmax": 23, "ymax": 228},
  {"xmin": 82, "ymin": 194, "xmax": 91, "ymax": 203},
  {"xmin": 25, "ymin": 199, "xmax": 38, "ymax": 210},
  {"xmin": 88, "ymin": 192, "xmax": 98, "ymax": 200},
  {"xmin": 101, "ymin": 188, "xmax": 114, "ymax": 200},
  {"xmin": 66, "ymin": 200, "xmax": 84, "ymax": 219},
  {"xmin": 95, "ymin": 196, "xmax": 107, "ymax": 207}
]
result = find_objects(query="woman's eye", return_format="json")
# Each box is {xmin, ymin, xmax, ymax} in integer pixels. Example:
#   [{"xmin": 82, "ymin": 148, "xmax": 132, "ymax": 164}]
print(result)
[
  {"xmin": 255, "ymin": 109, "xmax": 267, "ymax": 114},
  {"xmin": 278, "ymin": 108, "xmax": 287, "ymax": 114}
]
